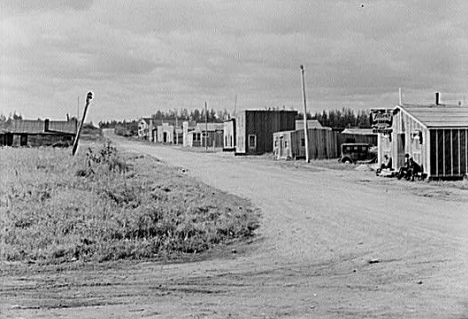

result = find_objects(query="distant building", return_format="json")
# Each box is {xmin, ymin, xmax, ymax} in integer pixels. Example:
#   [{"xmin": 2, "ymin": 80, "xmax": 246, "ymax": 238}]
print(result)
[
  {"xmin": 273, "ymin": 127, "xmax": 339, "ymax": 160},
  {"xmin": 137, "ymin": 118, "xmax": 154, "ymax": 141},
  {"xmin": 0, "ymin": 119, "xmax": 77, "ymax": 147},
  {"xmin": 235, "ymin": 110, "xmax": 297, "ymax": 155},
  {"xmin": 184, "ymin": 122, "xmax": 224, "ymax": 147}
]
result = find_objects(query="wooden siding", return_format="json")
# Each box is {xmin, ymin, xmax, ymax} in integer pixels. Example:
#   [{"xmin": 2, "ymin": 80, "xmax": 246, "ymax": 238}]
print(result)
[
  {"xmin": 388, "ymin": 109, "xmax": 428, "ymax": 171},
  {"xmin": 429, "ymin": 129, "xmax": 468, "ymax": 178},
  {"xmin": 11, "ymin": 133, "xmax": 74, "ymax": 147},
  {"xmin": 377, "ymin": 105, "xmax": 468, "ymax": 179},
  {"xmin": 236, "ymin": 112, "xmax": 246, "ymax": 153},
  {"xmin": 236, "ymin": 110, "xmax": 297, "ymax": 155},
  {"xmin": 273, "ymin": 129, "xmax": 340, "ymax": 160},
  {"xmin": 223, "ymin": 120, "xmax": 236, "ymax": 151}
]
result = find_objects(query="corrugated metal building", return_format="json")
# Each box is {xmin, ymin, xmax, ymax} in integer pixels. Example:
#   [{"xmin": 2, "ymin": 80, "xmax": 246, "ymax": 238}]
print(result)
[
  {"xmin": 377, "ymin": 103, "xmax": 468, "ymax": 179},
  {"xmin": 235, "ymin": 110, "xmax": 297, "ymax": 155}
]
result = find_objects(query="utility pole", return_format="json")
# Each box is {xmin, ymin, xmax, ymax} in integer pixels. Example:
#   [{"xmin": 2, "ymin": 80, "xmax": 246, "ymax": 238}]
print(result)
[
  {"xmin": 72, "ymin": 92, "xmax": 93, "ymax": 156},
  {"xmin": 300, "ymin": 65, "xmax": 310, "ymax": 163},
  {"xmin": 175, "ymin": 109, "xmax": 178, "ymax": 145},
  {"xmin": 205, "ymin": 101, "xmax": 208, "ymax": 152}
]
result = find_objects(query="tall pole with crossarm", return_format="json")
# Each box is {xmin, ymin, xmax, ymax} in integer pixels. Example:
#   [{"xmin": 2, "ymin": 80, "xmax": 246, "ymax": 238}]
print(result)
[
  {"xmin": 300, "ymin": 66, "xmax": 310, "ymax": 163},
  {"xmin": 72, "ymin": 92, "xmax": 93, "ymax": 156}
]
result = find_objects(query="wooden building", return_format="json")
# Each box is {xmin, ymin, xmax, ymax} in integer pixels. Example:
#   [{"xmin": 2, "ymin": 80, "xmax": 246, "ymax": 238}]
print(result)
[
  {"xmin": 1, "ymin": 119, "xmax": 77, "ymax": 147},
  {"xmin": 235, "ymin": 110, "xmax": 297, "ymax": 155},
  {"xmin": 273, "ymin": 128, "xmax": 338, "ymax": 160},
  {"xmin": 184, "ymin": 123, "xmax": 223, "ymax": 147},
  {"xmin": 375, "ymin": 102, "xmax": 468, "ymax": 179},
  {"xmin": 223, "ymin": 119, "xmax": 236, "ymax": 151}
]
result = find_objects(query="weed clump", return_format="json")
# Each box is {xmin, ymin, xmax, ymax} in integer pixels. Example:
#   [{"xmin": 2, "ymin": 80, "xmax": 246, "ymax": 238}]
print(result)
[{"xmin": 0, "ymin": 143, "xmax": 259, "ymax": 264}]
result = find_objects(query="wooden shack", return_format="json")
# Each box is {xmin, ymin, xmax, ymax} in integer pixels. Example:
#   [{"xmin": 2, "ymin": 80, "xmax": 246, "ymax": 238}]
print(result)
[
  {"xmin": 2, "ymin": 119, "xmax": 77, "ymax": 147},
  {"xmin": 235, "ymin": 110, "xmax": 297, "ymax": 155},
  {"xmin": 273, "ymin": 128, "xmax": 338, "ymax": 160},
  {"xmin": 185, "ymin": 123, "xmax": 223, "ymax": 147},
  {"xmin": 375, "ymin": 102, "xmax": 468, "ymax": 179}
]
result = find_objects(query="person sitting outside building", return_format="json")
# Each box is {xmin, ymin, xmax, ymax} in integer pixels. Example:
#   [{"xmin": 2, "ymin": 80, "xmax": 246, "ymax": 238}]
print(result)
[
  {"xmin": 376, "ymin": 154, "xmax": 393, "ymax": 176},
  {"xmin": 381, "ymin": 155, "xmax": 392, "ymax": 170},
  {"xmin": 397, "ymin": 154, "xmax": 411, "ymax": 180},
  {"xmin": 408, "ymin": 157, "xmax": 422, "ymax": 181}
]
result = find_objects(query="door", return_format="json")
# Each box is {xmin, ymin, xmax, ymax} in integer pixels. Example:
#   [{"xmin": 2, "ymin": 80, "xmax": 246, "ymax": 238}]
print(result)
[
  {"xmin": 397, "ymin": 133, "xmax": 406, "ymax": 168},
  {"xmin": 20, "ymin": 134, "xmax": 28, "ymax": 146}
]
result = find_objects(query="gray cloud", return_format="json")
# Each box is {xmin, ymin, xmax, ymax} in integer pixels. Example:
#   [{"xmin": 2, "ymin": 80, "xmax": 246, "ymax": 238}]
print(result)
[{"xmin": 1, "ymin": 0, "xmax": 467, "ymax": 122}]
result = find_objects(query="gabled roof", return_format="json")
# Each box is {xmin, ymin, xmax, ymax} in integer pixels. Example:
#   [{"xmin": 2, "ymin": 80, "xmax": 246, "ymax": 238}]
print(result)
[
  {"xmin": 295, "ymin": 119, "xmax": 323, "ymax": 130},
  {"xmin": 398, "ymin": 104, "xmax": 468, "ymax": 128}
]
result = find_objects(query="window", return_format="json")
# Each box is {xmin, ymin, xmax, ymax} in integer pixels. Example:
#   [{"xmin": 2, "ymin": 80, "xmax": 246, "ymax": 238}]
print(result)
[
  {"xmin": 285, "ymin": 141, "xmax": 289, "ymax": 148},
  {"xmin": 248, "ymin": 134, "xmax": 256, "ymax": 149},
  {"xmin": 301, "ymin": 138, "xmax": 305, "ymax": 147}
]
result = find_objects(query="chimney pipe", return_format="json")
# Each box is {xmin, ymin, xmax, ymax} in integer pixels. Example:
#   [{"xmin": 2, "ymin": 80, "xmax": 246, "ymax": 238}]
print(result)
[{"xmin": 435, "ymin": 92, "xmax": 440, "ymax": 105}]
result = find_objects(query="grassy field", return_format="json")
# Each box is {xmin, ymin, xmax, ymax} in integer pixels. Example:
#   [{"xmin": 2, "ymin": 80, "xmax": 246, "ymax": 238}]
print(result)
[{"xmin": 0, "ymin": 142, "xmax": 259, "ymax": 264}]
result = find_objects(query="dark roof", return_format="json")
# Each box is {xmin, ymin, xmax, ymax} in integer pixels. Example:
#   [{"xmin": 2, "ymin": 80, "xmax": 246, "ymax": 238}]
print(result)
[
  {"xmin": 8, "ymin": 119, "xmax": 76, "ymax": 134},
  {"xmin": 398, "ymin": 104, "xmax": 468, "ymax": 128}
]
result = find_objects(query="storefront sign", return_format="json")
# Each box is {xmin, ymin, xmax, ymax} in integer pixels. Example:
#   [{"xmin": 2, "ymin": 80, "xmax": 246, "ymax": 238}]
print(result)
[{"xmin": 370, "ymin": 109, "xmax": 393, "ymax": 133}]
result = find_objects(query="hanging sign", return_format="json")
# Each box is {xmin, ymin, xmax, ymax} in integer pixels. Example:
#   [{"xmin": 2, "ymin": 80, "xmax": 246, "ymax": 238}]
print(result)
[{"xmin": 370, "ymin": 109, "xmax": 393, "ymax": 134}]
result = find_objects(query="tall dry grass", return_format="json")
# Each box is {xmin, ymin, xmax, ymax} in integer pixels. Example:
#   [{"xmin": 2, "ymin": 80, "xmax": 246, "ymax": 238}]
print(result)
[{"xmin": 0, "ymin": 142, "xmax": 259, "ymax": 264}]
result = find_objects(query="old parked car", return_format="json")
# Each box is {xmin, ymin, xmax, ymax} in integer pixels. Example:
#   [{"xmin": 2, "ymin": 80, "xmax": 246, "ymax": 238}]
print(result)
[{"xmin": 339, "ymin": 143, "xmax": 377, "ymax": 164}]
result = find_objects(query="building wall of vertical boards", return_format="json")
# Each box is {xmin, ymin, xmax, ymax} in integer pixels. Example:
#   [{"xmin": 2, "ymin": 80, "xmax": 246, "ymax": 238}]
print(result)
[{"xmin": 430, "ymin": 129, "xmax": 468, "ymax": 179}]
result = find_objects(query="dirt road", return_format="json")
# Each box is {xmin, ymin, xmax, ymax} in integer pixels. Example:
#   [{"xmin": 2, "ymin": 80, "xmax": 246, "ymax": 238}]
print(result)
[{"xmin": 2, "ymin": 132, "xmax": 468, "ymax": 318}]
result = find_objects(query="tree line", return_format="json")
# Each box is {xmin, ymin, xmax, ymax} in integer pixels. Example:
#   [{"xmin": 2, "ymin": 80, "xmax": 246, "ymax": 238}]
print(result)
[
  {"xmin": 100, "ymin": 107, "xmax": 371, "ymax": 137},
  {"xmin": 310, "ymin": 108, "xmax": 371, "ymax": 130}
]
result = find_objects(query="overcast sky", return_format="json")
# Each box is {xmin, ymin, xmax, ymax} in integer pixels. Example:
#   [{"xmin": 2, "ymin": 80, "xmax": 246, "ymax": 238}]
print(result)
[{"xmin": 1, "ymin": 0, "xmax": 467, "ymax": 123}]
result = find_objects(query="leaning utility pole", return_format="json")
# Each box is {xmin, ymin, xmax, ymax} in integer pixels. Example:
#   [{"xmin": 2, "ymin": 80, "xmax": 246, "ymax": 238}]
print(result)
[
  {"xmin": 205, "ymin": 101, "xmax": 208, "ymax": 152},
  {"xmin": 72, "ymin": 92, "xmax": 93, "ymax": 156},
  {"xmin": 300, "ymin": 65, "xmax": 310, "ymax": 163}
]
